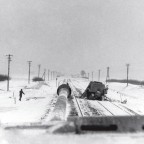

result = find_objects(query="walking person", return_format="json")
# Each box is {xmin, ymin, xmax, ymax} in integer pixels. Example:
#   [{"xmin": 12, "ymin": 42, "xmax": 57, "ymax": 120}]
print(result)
[{"xmin": 19, "ymin": 89, "xmax": 25, "ymax": 101}]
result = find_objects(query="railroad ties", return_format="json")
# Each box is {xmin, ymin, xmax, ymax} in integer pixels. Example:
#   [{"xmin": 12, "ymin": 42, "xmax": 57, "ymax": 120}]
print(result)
[
  {"xmin": 68, "ymin": 79, "xmax": 140, "ymax": 117},
  {"xmin": 43, "ymin": 79, "xmax": 140, "ymax": 123}
]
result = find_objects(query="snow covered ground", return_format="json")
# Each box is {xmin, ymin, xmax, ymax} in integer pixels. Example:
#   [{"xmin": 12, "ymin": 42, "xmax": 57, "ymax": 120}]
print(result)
[
  {"xmin": 0, "ymin": 79, "xmax": 57, "ymax": 125},
  {"xmin": 107, "ymin": 82, "xmax": 144, "ymax": 115},
  {"xmin": 70, "ymin": 78, "xmax": 144, "ymax": 116},
  {"xmin": 1, "ymin": 130, "xmax": 144, "ymax": 144},
  {"xmin": 1, "ymin": 78, "xmax": 144, "ymax": 143},
  {"xmin": 1, "ymin": 78, "xmax": 144, "ymax": 125}
]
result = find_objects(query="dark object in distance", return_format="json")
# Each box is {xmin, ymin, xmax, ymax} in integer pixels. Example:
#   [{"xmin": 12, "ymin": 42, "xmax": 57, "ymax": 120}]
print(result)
[
  {"xmin": 107, "ymin": 79, "xmax": 144, "ymax": 86},
  {"xmin": 81, "ymin": 81, "xmax": 108, "ymax": 100},
  {"xmin": 19, "ymin": 89, "xmax": 25, "ymax": 101},
  {"xmin": 0, "ymin": 74, "xmax": 10, "ymax": 81},
  {"xmin": 32, "ymin": 77, "xmax": 44, "ymax": 82}
]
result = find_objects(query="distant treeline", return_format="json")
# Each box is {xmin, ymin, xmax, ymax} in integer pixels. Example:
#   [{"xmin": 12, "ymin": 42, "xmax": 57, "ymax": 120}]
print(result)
[
  {"xmin": 0, "ymin": 74, "xmax": 9, "ymax": 81},
  {"xmin": 107, "ymin": 79, "xmax": 144, "ymax": 85}
]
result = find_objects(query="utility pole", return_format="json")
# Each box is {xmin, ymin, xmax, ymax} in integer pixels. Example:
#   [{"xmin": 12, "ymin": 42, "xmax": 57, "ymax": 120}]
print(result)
[
  {"xmin": 54, "ymin": 71, "xmax": 56, "ymax": 79},
  {"xmin": 27, "ymin": 61, "xmax": 32, "ymax": 84},
  {"xmin": 42, "ymin": 69, "xmax": 46, "ymax": 81},
  {"xmin": 51, "ymin": 71, "xmax": 53, "ymax": 80},
  {"xmin": 6, "ymin": 54, "xmax": 13, "ymax": 91},
  {"xmin": 53, "ymin": 71, "xmax": 55, "ymax": 80},
  {"xmin": 56, "ymin": 77, "xmax": 58, "ymax": 87},
  {"xmin": 53, "ymin": 71, "xmax": 55, "ymax": 79},
  {"xmin": 48, "ymin": 69, "xmax": 50, "ymax": 81},
  {"xmin": 92, "ymin": 71, "xmax": 93, "ymax": 81},
  {"xmin": 98, "ymin": 69, "xmax": 101, "ymax": 82},
  {"xmin": 38, "ymin": 64, "xmax": 41, "ymax": 78},
  {"xmin": 106, "ymin": 67, "xmax": 110, "ymax": 83},
  {"xmin": 44, "ymin": 69, "xmax": 46, "ymax": 81},
  {"xmin": 126, "ymin": 64, "xmax": 130, "ymax": 86}
]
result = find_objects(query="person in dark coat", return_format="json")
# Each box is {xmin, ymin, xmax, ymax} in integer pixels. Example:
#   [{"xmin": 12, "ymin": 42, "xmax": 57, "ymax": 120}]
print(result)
[{"xmin": 19, "ymin": 89, "xmax": 25, "ymax": 101}]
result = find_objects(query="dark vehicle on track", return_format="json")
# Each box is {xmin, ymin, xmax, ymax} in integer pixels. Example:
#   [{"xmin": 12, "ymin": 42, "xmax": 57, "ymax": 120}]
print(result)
[{"xmin": 81, "ymin": 81, "xmax": 108, "ymax": 100}]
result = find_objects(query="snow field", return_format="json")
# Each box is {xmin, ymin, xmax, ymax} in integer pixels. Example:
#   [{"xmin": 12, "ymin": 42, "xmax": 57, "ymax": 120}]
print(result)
[
  {"xmin": 1, "ymin": 77, "xmax": 144, "ymax": 124},
  {"xmin": 0, "ymin": 79, "xmax": 57, "ymax": 125}
]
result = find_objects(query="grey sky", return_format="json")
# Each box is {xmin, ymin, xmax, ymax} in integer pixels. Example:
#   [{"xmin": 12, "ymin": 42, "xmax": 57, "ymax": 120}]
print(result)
[{"xmin": 0, "ymin": 0, "xmax": 144, "ymax": 80}]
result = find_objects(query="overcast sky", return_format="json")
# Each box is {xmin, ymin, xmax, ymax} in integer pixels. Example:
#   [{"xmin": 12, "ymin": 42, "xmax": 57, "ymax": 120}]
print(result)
[{"xmin": 0, "ymin": 0, "xmax": 144, "ymax": 80}]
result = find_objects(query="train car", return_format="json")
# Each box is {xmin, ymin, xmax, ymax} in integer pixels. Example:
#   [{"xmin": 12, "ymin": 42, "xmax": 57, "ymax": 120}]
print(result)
[{"xmin": 81, "ymin": 81, "xmax": 108, "ymax": 101}]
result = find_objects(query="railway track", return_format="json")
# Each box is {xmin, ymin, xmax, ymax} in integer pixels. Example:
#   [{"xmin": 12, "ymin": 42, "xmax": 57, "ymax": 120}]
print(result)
[
  {"xmin": 41, "ymin": 78, "xmax": 140, "ymax": 123},
  {"xmin": 67, "ymin": 80, "xmax": 84, "ymax": 117},
  {"xmin": 68, "ymin": 80, "xmax": 105, "ymax": 116},
  {"xmin": 69, "ymin": 79, "xmax": 106, "ymax": 116},
  {"xmin": 73, "ymin": 93, "xmax": 83, "ymax": 117},
  {"xmin": 68, "ymin": 79, "xmax": 140, "ymax": 117}
]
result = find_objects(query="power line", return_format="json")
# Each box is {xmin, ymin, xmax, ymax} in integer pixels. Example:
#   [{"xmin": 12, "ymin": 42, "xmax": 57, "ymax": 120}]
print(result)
[{"xmin": 6, "ymin": 54, "xmax": 13, "ymax": 91}]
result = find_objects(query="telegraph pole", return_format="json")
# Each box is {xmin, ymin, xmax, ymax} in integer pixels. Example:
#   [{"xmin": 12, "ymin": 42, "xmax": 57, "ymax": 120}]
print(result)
[
  {"xmin": 48, "ymin": 69, "xmax": 50, "ymax": 81},
  {"xmin": 38, "ymin": 64, "xmax": 41, "ymax": 78},
  {"xmin": 106, "ymin": 67, "xmax": 110, "ymax": 83},
  {"xmin": 44, "ymin": 69, "xmax": 46, "ymax": 81},
  {"xmin": 27, "ymin": 61, "xmax": 32, "ymax": 84},
  {"xmin": 53, "ymin": 71, "xmax": 55, "ymax": 79},
  {"xmin": 54, "ymin": 71, "xmax": 56, "ymax": 79},
  {"xmin": 42, "ymin": 69, "xmax": 46, "ymax": 81},
  {"xmin": 98, "ymin": 69, "xmax": 101, "ymax": 82},
  {"xmin": 126, "ymin": 64, "xmax": 130, "ymax": 86},
  {"xmin": 51, "ymin": 71, "xmax": 53, "ymax": 80},
  {"xmin": 6, "ymin": 54, "xmax": 13, "ymax": 91}
]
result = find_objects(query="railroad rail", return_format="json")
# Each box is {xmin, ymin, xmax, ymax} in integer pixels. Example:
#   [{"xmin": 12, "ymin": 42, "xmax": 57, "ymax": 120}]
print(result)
[
  {"xmin": 68, "ymin": 79, "xmax": 140, "ymax": 117},
  {"xmin": 67, "ymin": 80, "xmax": 84, "ymax": 117}
]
